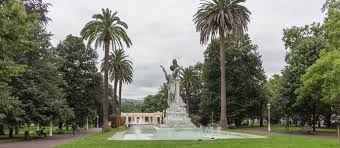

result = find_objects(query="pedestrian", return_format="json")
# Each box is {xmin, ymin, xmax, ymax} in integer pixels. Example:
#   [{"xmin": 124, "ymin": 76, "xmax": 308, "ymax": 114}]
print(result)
[{"xmin": 72, "ymin": 122, "xmax": 77, "ymax": 136}]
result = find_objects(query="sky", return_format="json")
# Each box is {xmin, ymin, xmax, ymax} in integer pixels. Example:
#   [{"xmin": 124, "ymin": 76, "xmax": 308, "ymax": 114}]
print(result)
[{"xmin": 44, "ymin": 0, "xmax": 326, "ymax": 100}]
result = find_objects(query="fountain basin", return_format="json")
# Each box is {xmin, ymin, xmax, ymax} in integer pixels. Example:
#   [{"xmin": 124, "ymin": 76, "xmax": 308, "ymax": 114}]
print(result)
[{"xmin": 108, "ymin": 126, "xmax": 266, "ymax": 140}]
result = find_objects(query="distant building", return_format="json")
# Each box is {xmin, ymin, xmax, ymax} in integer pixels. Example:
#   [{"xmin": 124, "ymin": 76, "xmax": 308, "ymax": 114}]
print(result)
[{"xmin": 121, "ymin": 112, "xmax": 163, "ymax": 125}]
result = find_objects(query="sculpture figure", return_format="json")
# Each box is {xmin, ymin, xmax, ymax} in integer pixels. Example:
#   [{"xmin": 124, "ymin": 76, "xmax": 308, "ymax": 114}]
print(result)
[{"xmin": 159, "ymin": 59, "xmax": 195, "ymax": 128}]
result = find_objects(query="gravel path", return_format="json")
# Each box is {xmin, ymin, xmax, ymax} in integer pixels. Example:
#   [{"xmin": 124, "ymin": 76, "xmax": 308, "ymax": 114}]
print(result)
[{"xmin": 0, "ymin": 128, "xmax": 101, "ymax": 148}]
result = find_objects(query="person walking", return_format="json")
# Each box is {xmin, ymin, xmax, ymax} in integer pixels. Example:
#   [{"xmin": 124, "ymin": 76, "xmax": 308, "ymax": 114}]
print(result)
[{"xmin": 72, "ymin": 122, "xmax": 78, "ymax": 136}]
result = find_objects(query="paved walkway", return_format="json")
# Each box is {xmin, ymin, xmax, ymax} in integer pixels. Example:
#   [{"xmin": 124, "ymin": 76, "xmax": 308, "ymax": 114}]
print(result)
[{"xmin": 0, "ymin": 128, "xmax": 101, "ymax": 148}]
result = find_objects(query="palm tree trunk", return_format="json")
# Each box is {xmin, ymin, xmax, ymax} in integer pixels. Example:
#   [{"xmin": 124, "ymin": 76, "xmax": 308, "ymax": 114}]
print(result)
[
  {"xmin": 113, "ymin": 74, "xmax": 119, "ymax": 116},
  {"xmin": 102, "ymin": 40, "xmax": 110, "ymax": 132},
  {"xmin": 218, "ymin": 27, "xmax": 229, "ymax": 129},
  {"xmin": 118, "ymin": 80, "xmax": 123, "ymax": 114}
]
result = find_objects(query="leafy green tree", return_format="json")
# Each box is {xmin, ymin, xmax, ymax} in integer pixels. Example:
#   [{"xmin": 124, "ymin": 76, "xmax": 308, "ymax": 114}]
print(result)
[
  {"xmin": 263, "ymin": 75, "xmax": 284, "ymax": 123},
  {"xmin": 141, "ymin": 95, "xmax": 165, "ymax": 113},
  {"xmin": 323, "ymin": 1, "xmax": 340, "ymax": 51},
  {"xmin": 56, "ymin": 35, "xmax": 102, "ymax": 128},
  {"xmin": 121, "ymin": 100, "xmax": 142, "ymax": 113},
  {"xmin": 81, "ymin": 9, "xmax": 132, "ymax": 131},
  {"xmin": 296, "ymin": 51, "xmax": 340, "ymax": 106},
  {"xmin": 181, "ymin": 66, "xmax": 201, "ymax": 114},
  {"xmin": 0, "ymin": 0, "xmax": 41, "ymax": 136},
  {"xmin": 193, "ymin": 0, "xmax": 251, "ymax": 129},
  {"xmin": 281, "ymin": 23, "xmax": 327, "ymax": 131}
]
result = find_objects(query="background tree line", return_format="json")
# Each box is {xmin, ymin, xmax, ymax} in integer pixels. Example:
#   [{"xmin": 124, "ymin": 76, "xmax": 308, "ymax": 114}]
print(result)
[
  {"xmin": 265, "ymin": 0, "xmax": 340, "ymax": 132},
  {"xmin": 0, "ymin": 0, "xmax": 102, "ymax": 137}
]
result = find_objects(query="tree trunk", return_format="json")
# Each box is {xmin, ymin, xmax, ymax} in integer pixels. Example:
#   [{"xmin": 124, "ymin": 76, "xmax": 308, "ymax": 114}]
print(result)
[
  {"xmin": 59, "ymin": 122, "xmax": 63, "ymax": 131},
  {"xmin": 113, "ymin": 74, "xmax": 118, "ymax": 116},
  {"xmin": 186, "ymin": 90, "xmax": 190, "ymax": 115},
  {"xmin": 9, "ymin": 128, "xmax": 13, "ymax": 138},
  {"xmin": 218, "ymin": 27, "xmax": 229, "ymax": 129},
  {"xmin": 15, "ymin": 127, "xmax": 19, "ymax": 135},
  {"xmin": 102, "ymin": 39, "xmax": 110, "ymax": 132},
  {"xmin": 118, "ymin": 80, "xmax": 123, "ymax": 114},
  {"xmin": 260, "ymin": 101, "xmax": 263, "ymax": 127},
  {"xmin": 0, "ymin": 124, "xmax": 5, "ymax": 135},
  {"xmin": 325, "ymin": 112, "xmax": 332, "ymax": 128},
  {"xmin": 312, "ymin": 103, "xmax": 316, "ymax": 132}
]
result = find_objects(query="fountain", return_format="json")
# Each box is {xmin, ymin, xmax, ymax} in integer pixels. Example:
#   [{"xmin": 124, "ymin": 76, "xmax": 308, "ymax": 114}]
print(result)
[
  {"xmin": 158, "ymin": 59, "xmax": 196, "ymax": 129},
  {"xmin": 108, "ymin": 59, "xmax": 266, "ymax": 140}
]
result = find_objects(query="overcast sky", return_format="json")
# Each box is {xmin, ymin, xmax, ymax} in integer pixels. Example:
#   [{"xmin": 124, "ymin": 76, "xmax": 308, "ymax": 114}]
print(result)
[{"xmin": 44, "ymin": 0, "xmax": 326, "ymax": 99}]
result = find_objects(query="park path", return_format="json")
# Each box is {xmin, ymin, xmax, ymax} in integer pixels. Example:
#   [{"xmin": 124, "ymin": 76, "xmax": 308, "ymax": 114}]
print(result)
[{"xmin": 0, "ymin": 128, "xmax": 101, "ymax": 148}]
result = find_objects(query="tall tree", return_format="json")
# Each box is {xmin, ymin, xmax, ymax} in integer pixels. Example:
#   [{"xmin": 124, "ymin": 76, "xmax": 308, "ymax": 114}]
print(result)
[
  {"xmin": 0, "ymin": 0, "xmax": 31, "ymax": 135},
  {"xmin": 101, "ymin": 49, "xmax": 133, "ymax": 115},
  {"xmin": 199, "ymin": 35, "xmax": 265, "ymax": 127},
  {"xmin": 56, "ymin": 35, "xmax": 102, "ymax": 127},
  {"xmin": 281, "ymin": 23, "xmax": 326, "ymax": 131},
  {"xmin": 193, "ymin": 0, "xmax": 250, "ymax": 129},
  {"xmin": 323, "ymin": 1, "xmax": 340, "ymax": 51},
  {"xmin": 296, "ymin": 51, "xmax": 340, "ymax": 105},
  {"xmin": 81, "ymin": 8, "xmax": 132, "ymax": 131}
]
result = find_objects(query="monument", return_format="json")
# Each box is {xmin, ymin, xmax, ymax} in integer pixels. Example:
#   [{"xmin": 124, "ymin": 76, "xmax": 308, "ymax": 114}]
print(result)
[{"xmin": 160, "ymin": 59, "xmax": 196, "ymax": 128}]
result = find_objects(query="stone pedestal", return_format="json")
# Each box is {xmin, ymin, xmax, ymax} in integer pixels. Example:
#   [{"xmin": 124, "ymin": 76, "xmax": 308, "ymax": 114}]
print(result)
[{"xmin": 160, "ymin": 111, "xmax": 196, "ymax": 128}]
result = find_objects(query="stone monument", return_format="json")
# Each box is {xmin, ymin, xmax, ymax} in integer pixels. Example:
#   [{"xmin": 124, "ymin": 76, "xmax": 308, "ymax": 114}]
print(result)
[{"xmin": 160, "ymin": 59, "xmax": 196, "ymax": 128}]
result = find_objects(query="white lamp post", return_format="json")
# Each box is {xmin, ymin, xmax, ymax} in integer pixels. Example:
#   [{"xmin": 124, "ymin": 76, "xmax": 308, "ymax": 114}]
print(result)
[
  {"xmin": 96, "ymin": 115, "xmax": 99, "ymax": 128},
  {"xmin": 49, "ymin": 121, "xmax": 53, "ymax": 136},
  {"xmin": 267, "ymin": 103, "xmax": 271, "ymax": 132},
  {"xmin": 86, "ymin": 117, "xmax": 89, "ymax": 130}
]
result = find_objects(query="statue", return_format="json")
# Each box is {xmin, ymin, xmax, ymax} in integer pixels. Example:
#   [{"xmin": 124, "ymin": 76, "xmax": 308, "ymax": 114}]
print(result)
[{"xmin": 160, "ymin": 59, "xmax": 196, "ymax": 128}]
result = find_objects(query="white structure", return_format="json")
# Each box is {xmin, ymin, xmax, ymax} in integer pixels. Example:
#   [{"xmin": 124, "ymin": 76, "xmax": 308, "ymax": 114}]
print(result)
[
  {"xmin": 160, "ymin": 59, "xmax": 196, "ymax": 128},
  {"xmin": 121, "ymin": 112, "xmax": 163, "ymax": 125}
]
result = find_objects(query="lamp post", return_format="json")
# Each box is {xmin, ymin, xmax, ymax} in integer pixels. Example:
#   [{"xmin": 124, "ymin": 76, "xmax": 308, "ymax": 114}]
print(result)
[
  {"xmin": 86, "ymin": 117, "xmax": 89, "ymax": 130},
  {"xmin": 267, "ymin": 103, "xmax": 271, "ymax": 132},
  {"xmin": 96, "ymin": 115, "xmax": 99, "ymax": 128}
]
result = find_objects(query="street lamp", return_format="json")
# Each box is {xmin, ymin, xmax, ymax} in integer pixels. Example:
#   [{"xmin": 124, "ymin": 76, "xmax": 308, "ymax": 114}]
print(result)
[
  {"xmin": 96, "ymin": 115, "xmax": 99, "ymax": 128},
  {"xmin": 267, "ymin": 103, "xmax": 271, "ymax": 132}
]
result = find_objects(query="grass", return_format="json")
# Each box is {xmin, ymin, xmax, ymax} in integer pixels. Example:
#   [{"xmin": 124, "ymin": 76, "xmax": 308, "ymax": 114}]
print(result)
[{"xmin": 55, "ymin": 127, "xmax": 339, "ymax": 148}]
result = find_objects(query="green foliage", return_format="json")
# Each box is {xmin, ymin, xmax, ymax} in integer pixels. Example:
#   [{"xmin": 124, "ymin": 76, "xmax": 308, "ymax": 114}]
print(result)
[
  {"xmin": 55, "ymin": 35, "xmax": 102, "ymax": 125},
  {"xmin": 280, "ymin": 23, "xmax": 327, "ymax": 120},
  {"xmin": 180, "ymin": 66, "xmax": 201, "ymax": 114},
  {"xmin": 101, "ymin": 49, "xmax": 133, "ymax": 114},
  {"xmin": 323, "ymin": 1, "xmax": 340, "ymax": 51},
  {"xmin": 141, "ymin": 95, "xmax": 165, "ymax": 113},
  {"xmin": 121, "ymin": 100, "xmax": 141, "ymax": 113},
  {"xmin": 81, "ymin": 9, "xmax": 132, "ymax": 129},
  {"xmin": 263, "ymin": 75, "xmax": 284, "ymax": 122},
  {"xmin": 193, "ymin": 0, "xmax": 251, "ymax": 43},
  {"xmin": 199, "ymin": 35, "xmax": 266, "ymax": 126},
  {"xmin": 296, "ymin": 51, "xmax": 340, "ymax": 104},
  {"xmin": 0, "ymin": 0, "xmax": 39, "ymax": 129}
]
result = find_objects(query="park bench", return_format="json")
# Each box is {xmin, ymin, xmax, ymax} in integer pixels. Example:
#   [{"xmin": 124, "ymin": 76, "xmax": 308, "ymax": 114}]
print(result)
[{"xmin": 300, "ymin": 125, "xmax": 313, "ymax": 134}]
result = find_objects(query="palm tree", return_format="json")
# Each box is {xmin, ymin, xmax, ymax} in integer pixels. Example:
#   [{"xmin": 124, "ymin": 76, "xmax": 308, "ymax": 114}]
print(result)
[
  {"xmin": 101, "ymin": 49, "xmax": 133, "ymax": 115},
  {"xmin": 181, "ymin": 67, "xmax": 201, "ymax": 114},
  {"xmin": 193, "ymin": 0, "xmax": 250, "ymax": 129},
  {"xmin": 117, "ymin": 68, "xmax": 133, "ymax": 114},
  {"xmin": 81, "ymin": 8, "xmax": 132, "ymax": 131}
]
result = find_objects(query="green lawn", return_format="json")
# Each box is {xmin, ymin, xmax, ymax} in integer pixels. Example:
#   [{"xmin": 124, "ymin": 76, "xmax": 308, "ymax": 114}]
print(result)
[{"xmin": 55, "ymin": 127, "xmax": 339, "ymax": 148}]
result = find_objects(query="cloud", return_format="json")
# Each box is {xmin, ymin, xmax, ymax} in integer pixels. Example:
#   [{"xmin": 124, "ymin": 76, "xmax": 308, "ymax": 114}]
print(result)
[{"xmin": 44, "ymin": 0, "xmax": 325, "ymax": 99}]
